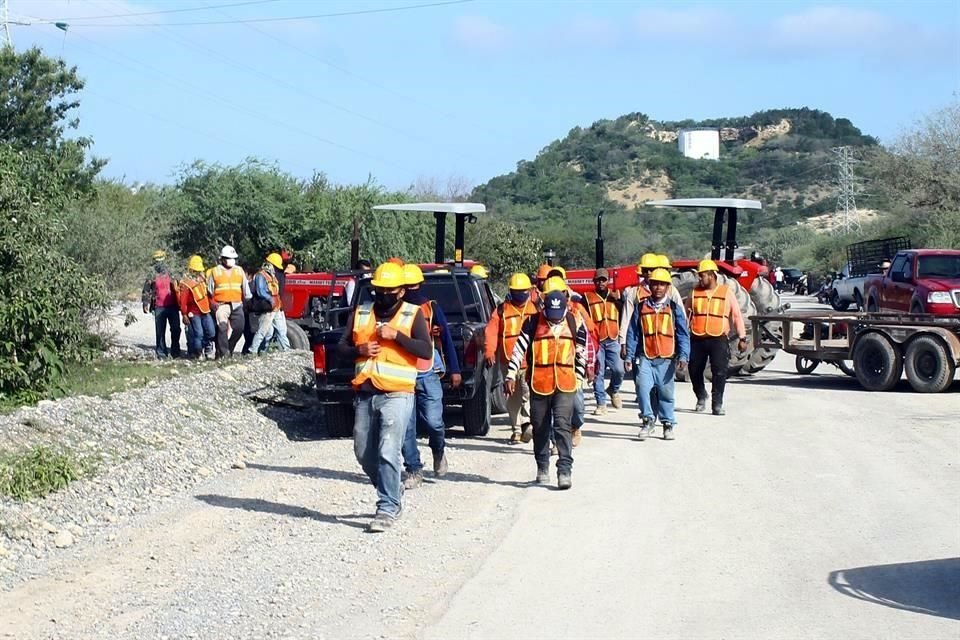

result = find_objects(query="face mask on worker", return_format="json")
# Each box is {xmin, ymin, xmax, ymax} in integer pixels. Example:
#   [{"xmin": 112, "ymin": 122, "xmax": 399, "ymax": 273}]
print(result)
[
  {"xmin": 510, "ymin": 291, "xmax": 530, "ymax": 305},
  {"xmin": 403, "ymin": 286, "xmax": 425, "ymax": 305},
  {"xmin": 224, "ymin": 258, "xmax": 236, "ymax": 268},
  {"xmin": 374, "ymin": 290, "xmax": 401, "ymax": 312}
]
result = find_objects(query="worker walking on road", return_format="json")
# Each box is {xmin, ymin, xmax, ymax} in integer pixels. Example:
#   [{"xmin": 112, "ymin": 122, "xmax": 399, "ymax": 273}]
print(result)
[
  {"xmin": 400, "ymin": 264, "xmax": 462, "ymax": 489},
  {"xmin": 625, "ymin": 268, "xmax": 690, "ymax": 441},
  {"xmin": 142, "ymin": 250, "xmax": 182, "ymax": 360},
  {"xmin": 339, "ymin": 262, "xmax": 434, "ymax": 533},
  {"xmin": 584, "ymin": 268, "xmax": 623, "ymax": 415},
  {"xmin": 484, "ymin": 273, "xmax": 537, "ymax": 444},
  {"xmin": 505, "ymin": 289, "xmax": 588, "ymax": 490},
  {"xmin": 178, "ymin": 255, "xmax": 216, "ymax": 359},
  {"xmin": 686, "ymin": 260, "xmax": 747, "ymax": 416},
  {"xmin": 208, "ymin": 246, "xmax": 250, "ymax": 359},
  {"xmin": 248, "ymin": 253, "xmax": 286, "ymax": 354}
]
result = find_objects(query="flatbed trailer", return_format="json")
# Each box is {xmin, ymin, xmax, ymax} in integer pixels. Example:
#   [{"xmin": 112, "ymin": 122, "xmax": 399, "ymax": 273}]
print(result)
[{"xmin": 752, "ymin": 311, "xmax": 960, "ymax": 393}]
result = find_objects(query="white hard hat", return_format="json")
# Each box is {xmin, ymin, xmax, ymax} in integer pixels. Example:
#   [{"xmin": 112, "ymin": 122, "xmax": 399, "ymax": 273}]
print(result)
[{"xmin": 220, "ymin": 245, "xmax": 239, "ymax": 259}]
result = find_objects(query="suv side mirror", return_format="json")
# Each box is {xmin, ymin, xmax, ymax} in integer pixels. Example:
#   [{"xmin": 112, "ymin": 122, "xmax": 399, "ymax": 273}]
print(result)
[{"xmin": 890, "ymin": 270, "xmax": 908, "ymax": 283}]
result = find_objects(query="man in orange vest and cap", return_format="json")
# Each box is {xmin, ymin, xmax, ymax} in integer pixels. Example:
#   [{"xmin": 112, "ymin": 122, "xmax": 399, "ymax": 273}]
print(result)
[
  {"xmin": 338, "ymin": 262, "xmax": 434, "ymax": 532},
  {"xmin": 504, "ymin": 289, "xmax": 588, "ymax": 490},
  {"xmin": 686, "ymin": 260, "xmax": 747, "ymax": 416},
  {"xmin": 584, "ymin": 267, "xmax": 623, "ymax": 415},
  {"xmin": 625, "ymin": 268, "xmax": 690, "ymax": 441},
  {"xmin": 484, "ymin": 272, "xmax": 537, "ymax": 444}
]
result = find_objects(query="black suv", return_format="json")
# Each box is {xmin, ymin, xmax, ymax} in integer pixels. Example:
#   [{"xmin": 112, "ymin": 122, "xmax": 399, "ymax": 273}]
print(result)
[{"xmin": 310, "ymin": 267, "xmax": 506, "ymax": 438}]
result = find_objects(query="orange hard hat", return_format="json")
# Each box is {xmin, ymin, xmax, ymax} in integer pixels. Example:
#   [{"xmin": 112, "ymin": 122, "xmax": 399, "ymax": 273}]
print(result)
[
  {"xmin": 536, "ymin": 263, "xmax": 552, "ymax": 281},
  {"xmin": 387, "ymin": 257, "xmax": 405, "ymax": 266}
]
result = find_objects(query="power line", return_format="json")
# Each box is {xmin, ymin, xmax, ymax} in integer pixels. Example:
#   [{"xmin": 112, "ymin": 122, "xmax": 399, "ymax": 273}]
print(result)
[
  {"xmin": 46, "ymin": 0, "xmax": 283, "ymax": 22},
  {"xmin": 37, "ymin": 0, "xmax": 473, "ymax": 27}
]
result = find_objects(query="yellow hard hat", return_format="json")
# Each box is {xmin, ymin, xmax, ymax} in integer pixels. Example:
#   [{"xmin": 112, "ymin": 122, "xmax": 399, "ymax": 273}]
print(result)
[
  {"xmin": 543, "ymin": 276, "xmax": 568, "ymax": 294},
  {"xmin": 637, "ymin": 253, "xmax": 657, "ymax": 273},
  {"xmin": 648, "ymin": 268, "xmax": 672, "ymax": 284},
  {"xmin": 546, "ymin": 265, "xmax": 567, "ymax": 280},
  {"xmin": 698, "ymin": 259, "xmax": 719, "ymax": 273},
  {"xmin": 654, "ymin": 254, "xmax": 672, "ymax": 269},
  {"xmin": 266, "ymin": 252, "xmax": 283, "ymax": 269},
  {"xmin": 508, "ymin": 272, "xmax": 532, "ymax": 290},
  {"xmin": 470, "ymin": 264, "xmax": 488, "ymax": 279},
  {"xmin": 402, "ymin": 264, "xmax": 424, "ymax": 285},
  {"xmin": 371, "ymin": 262, "xmax": 406, "ymax": 288},
  {"xmin": 187, "ymin": 255, "xmax": 204, "ymax": 272},
  {"xmin": 153, "ymin": 249, "xmax": 166, "ymax": 261}
]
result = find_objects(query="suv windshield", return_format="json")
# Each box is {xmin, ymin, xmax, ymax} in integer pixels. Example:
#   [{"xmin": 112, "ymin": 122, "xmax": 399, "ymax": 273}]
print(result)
[
  {"xmin": 917, "ymin": 255, "xmax": 960, "ymax": 279},
  {"xmin": 349, "ymin": 274, "xmax": 488, "ymax": 324}
]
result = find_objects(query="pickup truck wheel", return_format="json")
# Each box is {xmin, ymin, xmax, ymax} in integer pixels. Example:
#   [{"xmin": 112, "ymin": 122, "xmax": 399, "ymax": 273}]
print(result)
[
  {"xmin": 866, "ymin": 298, "xmax": 879, "ymax": 313},
  {"xmin": 286, "ymin": 320, "xmax": 310, "ymax": 350},
  {"xmin": 795, "ymin": 355, "xmax": 819, "ymax": 374},
  {"xmin": 324, "ymin": 403, "xmax": 355, "ymax": 438},
  {"xmin": 491, "ymin": 382, "xmax": 508, "ymax": 415},
  {"xmin": 462, "ymin": 366, "xmax": 492, "ymax": 437},
  {"xmin": 904, "ymin": 335, "xmax": 955, "ymax": 393},
  {"xmin": 853, "ymin": 332, "xmax": 902, "ymax": 391},
  {"xmin": 831, "ymin": 291, "xmax": 850, "ymax": 312},
  {"xmin": 854, "ymin": 290, "xmax": 865, "ymax": 311},
  {"xmin": 910, "ymin": 302, "xmax": 924, "ymax": 315}
]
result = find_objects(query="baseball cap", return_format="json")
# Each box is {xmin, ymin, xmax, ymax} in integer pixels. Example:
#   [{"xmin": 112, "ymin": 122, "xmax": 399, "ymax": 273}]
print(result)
[
  {"xmin": 594, "ymin": 268, "xmax": 609, "ymax": 281},
  {"xmin": 543, "ymin": 291, "xmax": 567, "ymax": 322}
]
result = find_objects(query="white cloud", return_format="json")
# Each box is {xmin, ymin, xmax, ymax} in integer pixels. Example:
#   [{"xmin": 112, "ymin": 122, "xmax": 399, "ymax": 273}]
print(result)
[
  {"xmin": 634, "ymin": 7, "xmax": 734, "ymax": 39},
  {"xmin": 452, "ymin": 15, "xmax": 510, "ymax": 51},
  {"xmin": 555, "ymin": 14, "xmax": 622, "ymax": 47}
]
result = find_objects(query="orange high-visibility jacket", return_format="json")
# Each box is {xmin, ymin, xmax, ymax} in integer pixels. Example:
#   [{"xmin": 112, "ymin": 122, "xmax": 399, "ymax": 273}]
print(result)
[
  {"xmin": 259, "ymin": 268, "xmax": 282, "ymax": 311},
  {"xmin": 584, "ymin": 291, "xmax": 620, "ymax": 342},
  {"xmin": 639, "ymin": 304, "xmax": 676, "ymax": 358},
  {"xmin": 211, "ymin": 265, "xmax": 245, "ymax": 304},
  {"xmin": 484, "ymin": 299, "xmax": 538, "ymax": 366},
  {"xmin": 689, "ymin": 285, "xmax": 731, "ymax": 337},
  {"xmin": 529, "ymin": 315, "xmax": 580, "ymax": 396},
  {"xmin": 351, "ymin": 302, "xmax": 419, "ymax": 393}
]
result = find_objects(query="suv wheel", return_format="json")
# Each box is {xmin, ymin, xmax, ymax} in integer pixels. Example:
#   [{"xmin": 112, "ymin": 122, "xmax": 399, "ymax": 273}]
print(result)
[
  {"xmin": 324, "ymin": 403, "xmax": 355, "ymax": 438},
  {"xmin": 463, "ymin": 366, "xmax": 492, "ymax": 437}
]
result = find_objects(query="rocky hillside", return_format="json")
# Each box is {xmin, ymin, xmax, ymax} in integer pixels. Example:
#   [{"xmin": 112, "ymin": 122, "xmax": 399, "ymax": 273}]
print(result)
[{"xmin": 473, "ymin": 108, "xmax": 879, "ymax": 266}]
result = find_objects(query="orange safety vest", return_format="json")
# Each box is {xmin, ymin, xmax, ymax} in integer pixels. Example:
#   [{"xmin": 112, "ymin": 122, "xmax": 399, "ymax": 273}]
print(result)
[
  {"xmin": 414, "ymin": 300, "xmax": 447, "ymax": 374},
  {"xmin": 639, "ymin": 302, "xmax": 675, "ymax": 359},
  {"xmin": 529, "ymin": 315, "xmax": 579, "ymax": 396},
  {"xmin": 259, "ymin": 268, "xmax": 282, "ymax": 311},
  {"xmin": 211, "ymin": 265, "xmax": 245, "ymax": 304},
  {"xmin": 351, "ymin": 302, "xmax": 420, "ymax": 393},
  {"xmin": 499, "ymin": 299, "xmax": 537, "ymax": 364},
  {"xmin": 182, "ymin": 276, "xmax": 211, "ymax": 314},
  {"xmin": 689, "ymin": 285, "xmax": 730, "ymax": 337},
  {"xmin": 584, "ymin": 291, "xmax": 619, "ymax": 341}
]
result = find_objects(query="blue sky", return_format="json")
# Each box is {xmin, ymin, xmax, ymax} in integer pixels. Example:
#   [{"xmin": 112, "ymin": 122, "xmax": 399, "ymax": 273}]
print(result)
[{"xmin": 10, "ymin": 0, "xmax": 960, "ymax": 190}]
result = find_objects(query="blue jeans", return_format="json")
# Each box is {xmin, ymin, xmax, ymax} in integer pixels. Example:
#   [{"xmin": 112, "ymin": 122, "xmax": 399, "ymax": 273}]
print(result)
[
  {"xmin": 402, "ymin": 373, "xmax": 446, "ymax": 473},
  {"xmin": 153, "ymin": 307, "xmax": 181, "ymax": 358},
  {"xmin": 354, "ymin": 392, "xmax": 415, "ymax": 518},
  {"xmin": 637, "ymin": 358, "xmax": 677, "ymax": 425},
  {"xmin": 594, "ymin": 339, "xmax": 624, "ymax": 406},
  {"xmin": 186, "ymin": 313, "xmax": 216, "ymax": 356},
  {"xmin": 272, "ymin": 310, "xmax": 290, "ymax": 351}
]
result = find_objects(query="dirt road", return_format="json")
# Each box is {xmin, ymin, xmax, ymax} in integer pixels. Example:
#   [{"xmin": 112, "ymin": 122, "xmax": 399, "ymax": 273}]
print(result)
[{"xmin": 2, "ymin": 349, "xmax": 957, "ymax": 639}]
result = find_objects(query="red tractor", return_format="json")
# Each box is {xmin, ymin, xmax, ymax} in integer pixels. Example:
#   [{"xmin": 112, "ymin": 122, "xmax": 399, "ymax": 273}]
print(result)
[{"xmin": 563, "ymin": 198, "xmax": 784, "ymax": 376}]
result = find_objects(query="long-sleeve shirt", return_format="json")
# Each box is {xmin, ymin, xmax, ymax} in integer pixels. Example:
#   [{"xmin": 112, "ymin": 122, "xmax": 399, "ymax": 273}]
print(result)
[
  {"xmin": 619, "ymin": 283, "xmax": 685, "ymax": 345},
  {"xmin": 505, "ymin": 313, "xmax": 588, "ymax": 384},
  {"xmin": 428, "ymin": 302, "xmax": 461, "ymax": 375},
  {"xmin": 252, "ymin": 271, "xmax": 273, "ymax": 301},
  {"xmin": 483, "ymin": 300, "xmax": 536, "ymax": 363},
  {"xmin": 338, "ymin": 305, "xmax": 434, "ymax": 394},
  {"xmin": 625, "ymin": 297, "xmax": 691, "ymax": 364},
  {"xmin": 685, "ymin": 286, "xmax": 746, "ymax": 339}
]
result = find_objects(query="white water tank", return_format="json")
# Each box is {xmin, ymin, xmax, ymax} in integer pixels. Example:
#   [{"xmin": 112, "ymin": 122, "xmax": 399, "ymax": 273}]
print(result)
[{"xmin": 678, "ymin": 128, "xmax": 720, "ymax": 160}]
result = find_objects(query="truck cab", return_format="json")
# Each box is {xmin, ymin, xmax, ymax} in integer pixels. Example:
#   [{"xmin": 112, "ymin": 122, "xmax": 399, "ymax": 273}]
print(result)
[{"xmin": 866, "ymin": 249, "xmax": 960, "ymax": 315}]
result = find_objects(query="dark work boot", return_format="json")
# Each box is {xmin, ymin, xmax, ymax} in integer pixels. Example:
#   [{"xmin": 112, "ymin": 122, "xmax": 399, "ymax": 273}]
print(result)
[
  {"xmin": 695, "ymin": 396, "xmax": 708, "ymax": 412},
  {"xmin": 557, "ymin": 472, "xmax": 572, "ymax": 490},
  {"xmin": 638, "ymin": 416, "xmax": 654, "ymax": 440},
  {"xmin": 536, "ymin": 465, "xmax": 549, "ymax": 484},
  {"xmin": 712, "ymin": 403, "xmax": 725, "ymax": 416}
]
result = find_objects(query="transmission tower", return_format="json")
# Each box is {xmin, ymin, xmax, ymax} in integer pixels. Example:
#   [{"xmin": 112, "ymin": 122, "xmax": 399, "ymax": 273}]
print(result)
[
  {"xmin": 832, "ymin": 146, "xmax": 861, "ymax": 233},
  {"xmin": 1, "ymin": 0, "xmax": 12, "ymax": 49}
]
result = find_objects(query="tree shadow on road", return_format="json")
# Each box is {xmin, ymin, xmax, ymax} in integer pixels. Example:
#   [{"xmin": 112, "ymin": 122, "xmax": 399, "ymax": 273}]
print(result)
[
  {"xmin": 245, "ymin": 463, "xmax": 370, "ymax": 484},
  {"xmin": 195, "ymin": 493, "xmax": 369, "ymax": 530},
  {"xmin": 828, "ymin": 557, "xmax": 960, "ymax": 621}
]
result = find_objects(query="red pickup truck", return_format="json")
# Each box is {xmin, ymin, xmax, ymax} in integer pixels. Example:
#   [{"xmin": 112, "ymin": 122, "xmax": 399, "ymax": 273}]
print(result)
[{"xmin": 865, "ymin": 249, "xmax": 960, "ymax": 315}]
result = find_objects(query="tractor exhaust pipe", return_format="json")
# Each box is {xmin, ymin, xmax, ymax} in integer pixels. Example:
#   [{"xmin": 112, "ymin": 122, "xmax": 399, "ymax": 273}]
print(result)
[{"xmin": 595, "ymin": 211, "xmax": 604, "ymax": 269}]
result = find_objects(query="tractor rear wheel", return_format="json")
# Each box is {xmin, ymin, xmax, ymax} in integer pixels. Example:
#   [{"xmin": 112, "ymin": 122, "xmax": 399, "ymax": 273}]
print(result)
[{"xmin": 742, "ymin": 277, "xmax": 781, "ymax": 375}]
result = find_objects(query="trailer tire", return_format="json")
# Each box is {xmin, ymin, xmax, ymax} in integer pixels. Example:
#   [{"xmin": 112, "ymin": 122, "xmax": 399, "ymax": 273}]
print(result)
[
  {"xmin": 904, "ymin": 335, "xmax": 955, "ymax": 393},
  {"xmin": 837, "ymin": 361, "xmax": 856, "ymax": 377},
  {"xmin": 463, "ymin": 366, "xmax": 492, "ymax": 437},
  {"xmin": 853, "ymin": 333, "xmax": 902, "ymax": 391},
  {"xmin": 324, "ymin": 403, "xmax": 355, "ymax": 438},
  {"xmin": 795, "ymin": 355, "xmax": 819, "ymax": 374},
  {"xmin": 286, "ymin": 320, "xmax": 310, "ymax": 350}
]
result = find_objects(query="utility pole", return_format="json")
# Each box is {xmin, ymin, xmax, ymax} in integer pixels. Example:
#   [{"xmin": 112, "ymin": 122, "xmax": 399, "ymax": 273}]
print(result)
[
  {"xmin": 832, "ymin": 146, "xmax": 861, "ymax": 234},
  {"xmin": 1, "ymin": 0, "xmax": 13, "ymax": 49}
]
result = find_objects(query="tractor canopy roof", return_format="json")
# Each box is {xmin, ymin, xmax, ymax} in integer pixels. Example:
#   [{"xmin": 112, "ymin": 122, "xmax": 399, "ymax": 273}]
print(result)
[
  {"xmin": 372, "ymin": 202, "xmax": 486, "ymax": 214},
  {"xmin": 645, "ymin": 198, "xmax": 762, "ymax": 210}
]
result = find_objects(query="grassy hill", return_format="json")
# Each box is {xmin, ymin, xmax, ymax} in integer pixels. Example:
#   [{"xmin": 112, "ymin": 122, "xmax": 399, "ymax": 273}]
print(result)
[{"xmin": 473, "ymin": 108, "xmax": 879, "ymax": 267}]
